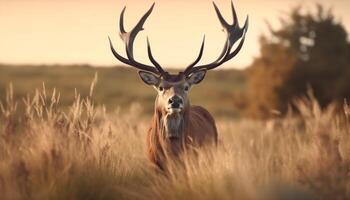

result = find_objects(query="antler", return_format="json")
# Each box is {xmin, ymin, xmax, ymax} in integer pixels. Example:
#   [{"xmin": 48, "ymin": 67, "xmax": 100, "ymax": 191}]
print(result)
[
  {"xmin": 183, "ymin": 1, "xmax": 249, "ymax": 75},
  {"xmin": 108, "ymin": 3, "xmax": 166, "ymax": 76}
]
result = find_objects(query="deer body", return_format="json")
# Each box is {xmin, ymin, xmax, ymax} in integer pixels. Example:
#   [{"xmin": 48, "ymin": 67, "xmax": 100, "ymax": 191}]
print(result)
[
  {"xmin": 109, "ymin": 1, "xmax": 248, "ymax": 171},
  {"xmin": 147, "ymin": 103, "xmax": 218, "ymax": 170}
]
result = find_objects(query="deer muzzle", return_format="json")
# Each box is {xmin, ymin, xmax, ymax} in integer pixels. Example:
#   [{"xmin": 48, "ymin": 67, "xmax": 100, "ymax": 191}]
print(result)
[{"xmin": 167, "ymin": 95, "xmax": 184, "ymax": 114}]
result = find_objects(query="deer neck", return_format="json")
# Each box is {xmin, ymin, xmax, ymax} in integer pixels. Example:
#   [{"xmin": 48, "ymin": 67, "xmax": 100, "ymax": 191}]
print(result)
[
  {"xmin": 162, "ymin": 112, "xmax": 185, "ymax": 138},
  {"xmin": 153, "ymin": 106, "xmax": 190, "ymax": 141}
]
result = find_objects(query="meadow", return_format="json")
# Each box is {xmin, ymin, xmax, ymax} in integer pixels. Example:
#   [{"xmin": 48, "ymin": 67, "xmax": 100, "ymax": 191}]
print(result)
[
  {"xmin": 0, "ymin": 66, "xmax": 350, "ymax": 200},
  {"xmin": 0, "ymin": 64, "xmax": 246, "ymax": 118}
]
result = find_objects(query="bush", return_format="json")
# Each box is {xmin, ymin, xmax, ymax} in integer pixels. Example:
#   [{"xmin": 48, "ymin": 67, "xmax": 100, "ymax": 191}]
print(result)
[{"xmin": 246, "ymin": 5, "xmax": 350, "ymax": 118}]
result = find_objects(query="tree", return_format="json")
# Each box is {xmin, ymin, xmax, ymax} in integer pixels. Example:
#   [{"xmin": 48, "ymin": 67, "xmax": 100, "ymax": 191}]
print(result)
[{"xmin": 246, "ymin": 5, "xmax": 350, "ymax": 118}]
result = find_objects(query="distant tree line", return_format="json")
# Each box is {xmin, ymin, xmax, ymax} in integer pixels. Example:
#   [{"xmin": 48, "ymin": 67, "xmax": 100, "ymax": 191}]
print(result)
[{"xmin": 241, "ymin": 5, "xmax": 350, "ymax": 118}]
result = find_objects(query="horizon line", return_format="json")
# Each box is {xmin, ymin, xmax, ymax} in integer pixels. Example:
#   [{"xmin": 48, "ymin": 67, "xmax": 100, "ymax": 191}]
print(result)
[{"xmin": 0, "ymin": 62, "xmax": 247, "ymax": 71}]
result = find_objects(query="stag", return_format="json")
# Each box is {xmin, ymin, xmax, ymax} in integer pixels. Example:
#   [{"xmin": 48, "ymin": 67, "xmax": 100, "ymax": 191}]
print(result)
[{"xmin": 109, "ymin": 1, "xmax": 248, "ymax": 171}]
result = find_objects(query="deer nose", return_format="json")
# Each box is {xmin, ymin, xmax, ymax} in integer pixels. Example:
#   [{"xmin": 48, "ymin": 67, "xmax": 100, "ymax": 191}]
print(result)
[{"xmin": 168, "ymin": 96, "xmax": 183, "ymax": 108}]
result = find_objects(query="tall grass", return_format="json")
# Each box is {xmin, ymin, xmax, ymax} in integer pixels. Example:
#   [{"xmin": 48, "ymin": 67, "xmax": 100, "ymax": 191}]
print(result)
[{"xmin": 0, "ymin": 82, "xmax": 349, "ymax": 200}]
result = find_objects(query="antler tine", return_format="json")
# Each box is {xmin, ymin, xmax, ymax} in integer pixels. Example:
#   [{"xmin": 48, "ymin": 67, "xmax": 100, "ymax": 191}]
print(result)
[
  {"xmin": 147, "ymin": 37, "xmax": 166, "ymax": 74},
  {"xmin": 185, "ymin": 1, "xmax": 248, "ymax": 75},
  {"xmin": 122, "ymin": 3, "xmax": 155, "ymax": 59},
  {"xmin": 109, "ymin": 37, "xmax": 159, "ymax": 74},
  {"xmin": 119, "ymin": 7, "xmax": 127, "ymax": 34},
  {"xmin": 213, "ymin": 2, "xmax": 230, "ymax": 29},
  {"xmin": 231, "ymin": 0, "xmax": 239, "ymax": 26},
  {"xmin": 109, "ymin": 3, "xmax": 166, "ymax": 75},
  {"xmin": 194, "ymin": 16, "xmax": 248, "ymax": 73},
  {"xmin": 183, "ymin": 35, "xmax": 206, "ymax": 75},
  {"xmin": 223, "ymin": 16, "xmax": 248, "ymax": 61}
]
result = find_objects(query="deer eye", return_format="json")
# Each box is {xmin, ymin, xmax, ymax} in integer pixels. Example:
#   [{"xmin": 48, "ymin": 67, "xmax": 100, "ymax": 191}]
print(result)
[
  {"xmin": 184, "ymin": 86, "xmax": 189, "ymax": 91},
  {"xmin": 159, "ymin": 86, "xmax": 164, "ymax": 91}
]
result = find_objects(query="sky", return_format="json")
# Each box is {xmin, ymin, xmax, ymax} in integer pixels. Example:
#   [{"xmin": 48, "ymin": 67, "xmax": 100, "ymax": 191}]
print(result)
[{"xmin": 1, "ymin": 0, "xmax": 350, "ymax": 69}]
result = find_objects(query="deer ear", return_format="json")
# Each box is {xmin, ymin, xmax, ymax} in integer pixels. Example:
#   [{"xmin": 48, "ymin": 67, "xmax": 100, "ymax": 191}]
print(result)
[
  {"xmin": 138, "ymin": 71, "xmax": 160, "ymax": 86},
  {"xmin": 187, "ymin": 70, "xmax": 206, "ymax": 85}
]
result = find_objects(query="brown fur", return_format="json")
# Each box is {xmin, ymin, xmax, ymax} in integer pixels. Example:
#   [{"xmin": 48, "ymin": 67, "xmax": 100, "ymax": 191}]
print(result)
[{"xmin": 146, "ymin": 104, "xmax": 218, "ymax": 171}]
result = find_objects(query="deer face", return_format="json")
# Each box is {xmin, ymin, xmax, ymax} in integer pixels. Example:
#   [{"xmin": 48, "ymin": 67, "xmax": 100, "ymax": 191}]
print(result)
[{"xmin": 139, "ymin": 70, "xmax": 206, "ymax": 115}]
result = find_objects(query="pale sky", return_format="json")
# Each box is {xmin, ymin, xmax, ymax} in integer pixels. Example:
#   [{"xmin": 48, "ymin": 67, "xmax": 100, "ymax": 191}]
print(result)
[{"xmin": 1, "ymin": 0, "xmax": 349, "ymax": 69}]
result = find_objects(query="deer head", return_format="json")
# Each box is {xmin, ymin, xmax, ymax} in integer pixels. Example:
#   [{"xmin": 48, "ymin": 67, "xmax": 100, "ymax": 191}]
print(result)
[{"xmin": 108, "ymin": 1, "xmax": 248, "ymax": 138}]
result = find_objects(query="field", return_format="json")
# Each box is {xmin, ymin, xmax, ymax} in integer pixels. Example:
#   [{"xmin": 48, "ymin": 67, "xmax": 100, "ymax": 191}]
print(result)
[
  {"xmin": 0, "ymin": 64, "xmax": 246, "ymax": 118},
  {"xmin": 1, "ymin": 66, "xmax": 350, "ymax": 200}
]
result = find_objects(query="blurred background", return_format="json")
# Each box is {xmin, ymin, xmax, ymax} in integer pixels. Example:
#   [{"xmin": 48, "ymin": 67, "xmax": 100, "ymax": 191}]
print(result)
[{"xmin": 1, "ymin": 0, "xmax": 350, "ymax": 118}]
